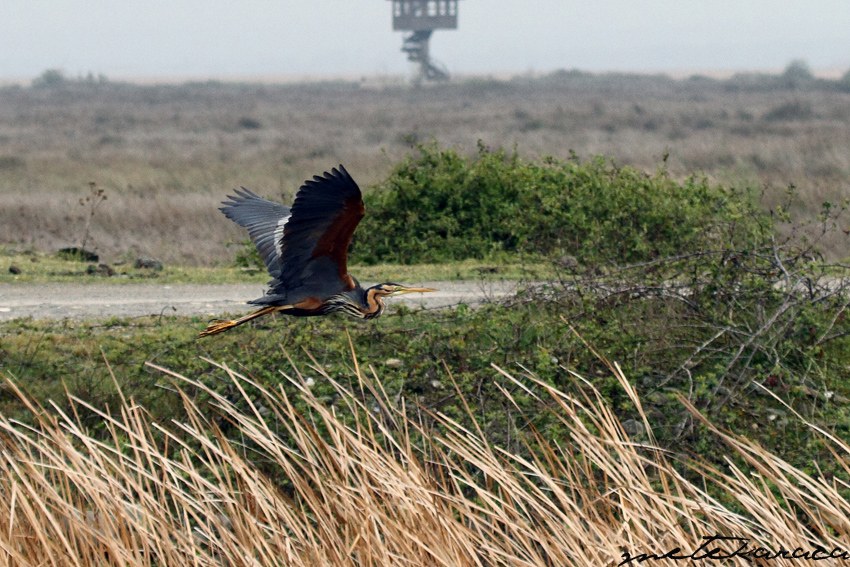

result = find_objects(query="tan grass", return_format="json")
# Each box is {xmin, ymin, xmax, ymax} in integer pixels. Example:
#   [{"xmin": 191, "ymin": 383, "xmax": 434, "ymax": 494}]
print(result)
[
  {"xmin": 2, "ymin": 80, "xmax": 850, "ymax": 264},
  {"xmin": 0, "ymin": 347, "xmax": 847, "ymax": 566}
]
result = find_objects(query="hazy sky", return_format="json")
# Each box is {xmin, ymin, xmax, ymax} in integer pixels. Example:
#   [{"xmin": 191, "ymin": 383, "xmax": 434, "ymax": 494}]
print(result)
[{"xmin": 2, "ymin": 1, "xmax": 848, "ymax": 81}]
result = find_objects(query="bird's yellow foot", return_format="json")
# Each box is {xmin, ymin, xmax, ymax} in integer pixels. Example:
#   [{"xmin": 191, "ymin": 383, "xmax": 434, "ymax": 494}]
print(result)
[{"xmin": 199, "ymin": 319, "xmax": 237, "ymax": 337}]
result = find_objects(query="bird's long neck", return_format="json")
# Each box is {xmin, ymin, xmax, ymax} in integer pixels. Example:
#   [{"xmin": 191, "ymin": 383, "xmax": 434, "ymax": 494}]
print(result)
[
  {"xmin": 326, "ymin": 286, "xmax": 385, "ymax": 319},
  {"xmin": 361, "ymin": 286, "xmax": 385, "ymax": 319}
]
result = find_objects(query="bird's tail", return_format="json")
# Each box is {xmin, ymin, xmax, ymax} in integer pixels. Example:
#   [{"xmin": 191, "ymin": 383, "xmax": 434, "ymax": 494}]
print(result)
[{"xmin": 199, "ymin": 305, "xmax": 283, "ymax": 337}]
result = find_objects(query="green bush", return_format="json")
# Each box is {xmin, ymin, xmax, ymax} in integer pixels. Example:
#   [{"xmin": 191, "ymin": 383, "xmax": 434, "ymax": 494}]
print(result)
[
  {"xmin": 351, "ymin": 142, "xmax": 766, "ymax": 265},
  {"xmin": 236, "ymin": 142, "xmax": 766, "ymax": 268}
]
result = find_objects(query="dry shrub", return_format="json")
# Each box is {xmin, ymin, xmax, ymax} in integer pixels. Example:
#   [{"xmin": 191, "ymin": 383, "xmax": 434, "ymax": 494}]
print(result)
[
  {"xmin": 0, "ymin": 190, "xmax": 239, "ymax": 265},
  {"xmin": 0, "ymin": 348, "xmax": 847, "ymax": 566}
]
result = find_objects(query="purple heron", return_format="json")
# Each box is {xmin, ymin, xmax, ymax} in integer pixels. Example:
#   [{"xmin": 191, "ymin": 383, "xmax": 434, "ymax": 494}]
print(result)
[{"xmin": 200, "ymin": 166, "xmax": 436, "ymax": 336}]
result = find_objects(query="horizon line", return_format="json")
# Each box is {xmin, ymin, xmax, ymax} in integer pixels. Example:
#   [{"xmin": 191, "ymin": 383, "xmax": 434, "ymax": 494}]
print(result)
[{"xmin": 1, "ymin": 66, "xmax": 846, "ymax": 87}]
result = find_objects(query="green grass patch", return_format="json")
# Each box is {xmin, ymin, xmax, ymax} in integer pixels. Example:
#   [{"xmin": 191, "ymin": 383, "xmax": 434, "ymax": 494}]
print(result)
[
  {"xmin": 3, "ymin": 287, "xmax": 849, "ymax": 481},
  {"xmin": 351, "ymin": 257, "xmax": 556, "ymax": 282},
  {"xmin": 1, "ymin": 249, "xmax": 554, "ymax": 284}
]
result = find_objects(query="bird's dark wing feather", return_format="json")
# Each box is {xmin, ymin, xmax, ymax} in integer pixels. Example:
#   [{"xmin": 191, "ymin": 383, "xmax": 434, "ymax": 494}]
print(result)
[
  {"xmin": 220, "ymin": 188, "xmax": 291, "ymax": 280},
  {"xmin": 274, "ymin": 165, "xmax": 364, "ymax": 300}
]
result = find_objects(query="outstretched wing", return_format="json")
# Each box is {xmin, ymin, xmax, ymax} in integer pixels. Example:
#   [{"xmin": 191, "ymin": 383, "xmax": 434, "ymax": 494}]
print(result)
[
  {"xmin": 219, "ymin": 188, "xmax": 291, "ymax": 279},
  {"xmin": 274, "ymin": 165, "xmax": 365, "ymax": 299}
]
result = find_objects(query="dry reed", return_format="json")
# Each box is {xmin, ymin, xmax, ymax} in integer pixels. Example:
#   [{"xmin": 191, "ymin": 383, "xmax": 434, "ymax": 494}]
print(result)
[{"xmin": 0, "ymin": 345, "xmax": 847, "ymax": 566}]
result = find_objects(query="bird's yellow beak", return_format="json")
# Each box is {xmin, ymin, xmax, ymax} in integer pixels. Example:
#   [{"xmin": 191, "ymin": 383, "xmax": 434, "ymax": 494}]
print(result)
[{"xmin": 392, "ymin": 286, "xmax": 438, "ymax": 295}]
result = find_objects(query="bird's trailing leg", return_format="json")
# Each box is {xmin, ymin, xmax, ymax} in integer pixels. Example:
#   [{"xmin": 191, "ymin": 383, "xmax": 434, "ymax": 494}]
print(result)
[{"xmin": 199, "ymin": 305, "xmax": 289, "ymax": 337}]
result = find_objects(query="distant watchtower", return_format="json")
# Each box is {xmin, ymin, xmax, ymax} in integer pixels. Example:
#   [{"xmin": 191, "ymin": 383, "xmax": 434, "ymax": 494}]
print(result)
[{"xmin": 387, "ymin": 0, "xmax": 461, "ymax": 82}]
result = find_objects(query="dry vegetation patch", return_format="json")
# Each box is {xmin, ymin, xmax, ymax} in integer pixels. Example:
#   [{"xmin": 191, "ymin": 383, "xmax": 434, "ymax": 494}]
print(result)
[
  {"xmin": 2, "ymin": 71, "xmax": 849, "ymax": 264},
  {"xmin": 0, "ymin": 352, "xmax": 847, "ymax": 566}
]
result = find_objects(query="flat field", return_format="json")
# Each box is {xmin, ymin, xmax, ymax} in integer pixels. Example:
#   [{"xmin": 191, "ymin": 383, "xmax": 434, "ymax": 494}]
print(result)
[
  {"xmin": 3, "ymin": 71, "xmax": 850, "ymax": 564},
  {"xmin": 2, "ymin": 71, "xmax": 849, "ymax": 264}
]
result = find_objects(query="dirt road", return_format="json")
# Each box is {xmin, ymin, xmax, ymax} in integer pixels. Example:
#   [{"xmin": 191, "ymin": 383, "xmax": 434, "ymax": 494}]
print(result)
[{"xmin": 0, "ymin": 281, "xmax": 520, "ymax": 322}]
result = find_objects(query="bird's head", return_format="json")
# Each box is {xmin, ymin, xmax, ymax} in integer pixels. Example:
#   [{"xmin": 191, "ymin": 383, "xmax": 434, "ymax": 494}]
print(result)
[
  {"xmin": 350, "ymin": 283, "xmax": 438, "ymax": 319},
  {"xmin": 370, "ymin": 282, "xmax": 438, "ymax": 297}
]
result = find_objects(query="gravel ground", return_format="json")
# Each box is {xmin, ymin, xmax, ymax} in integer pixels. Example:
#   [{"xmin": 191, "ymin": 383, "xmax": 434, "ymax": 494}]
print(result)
[{"xmin": 0, "ymin": 281, "xmax": 521, "ymax": 322}]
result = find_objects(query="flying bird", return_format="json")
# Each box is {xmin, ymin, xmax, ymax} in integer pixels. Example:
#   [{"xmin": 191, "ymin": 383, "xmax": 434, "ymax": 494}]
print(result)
[{"xmin": 200, "ymin": 166, "xmax": 436, "ymax": 336}]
